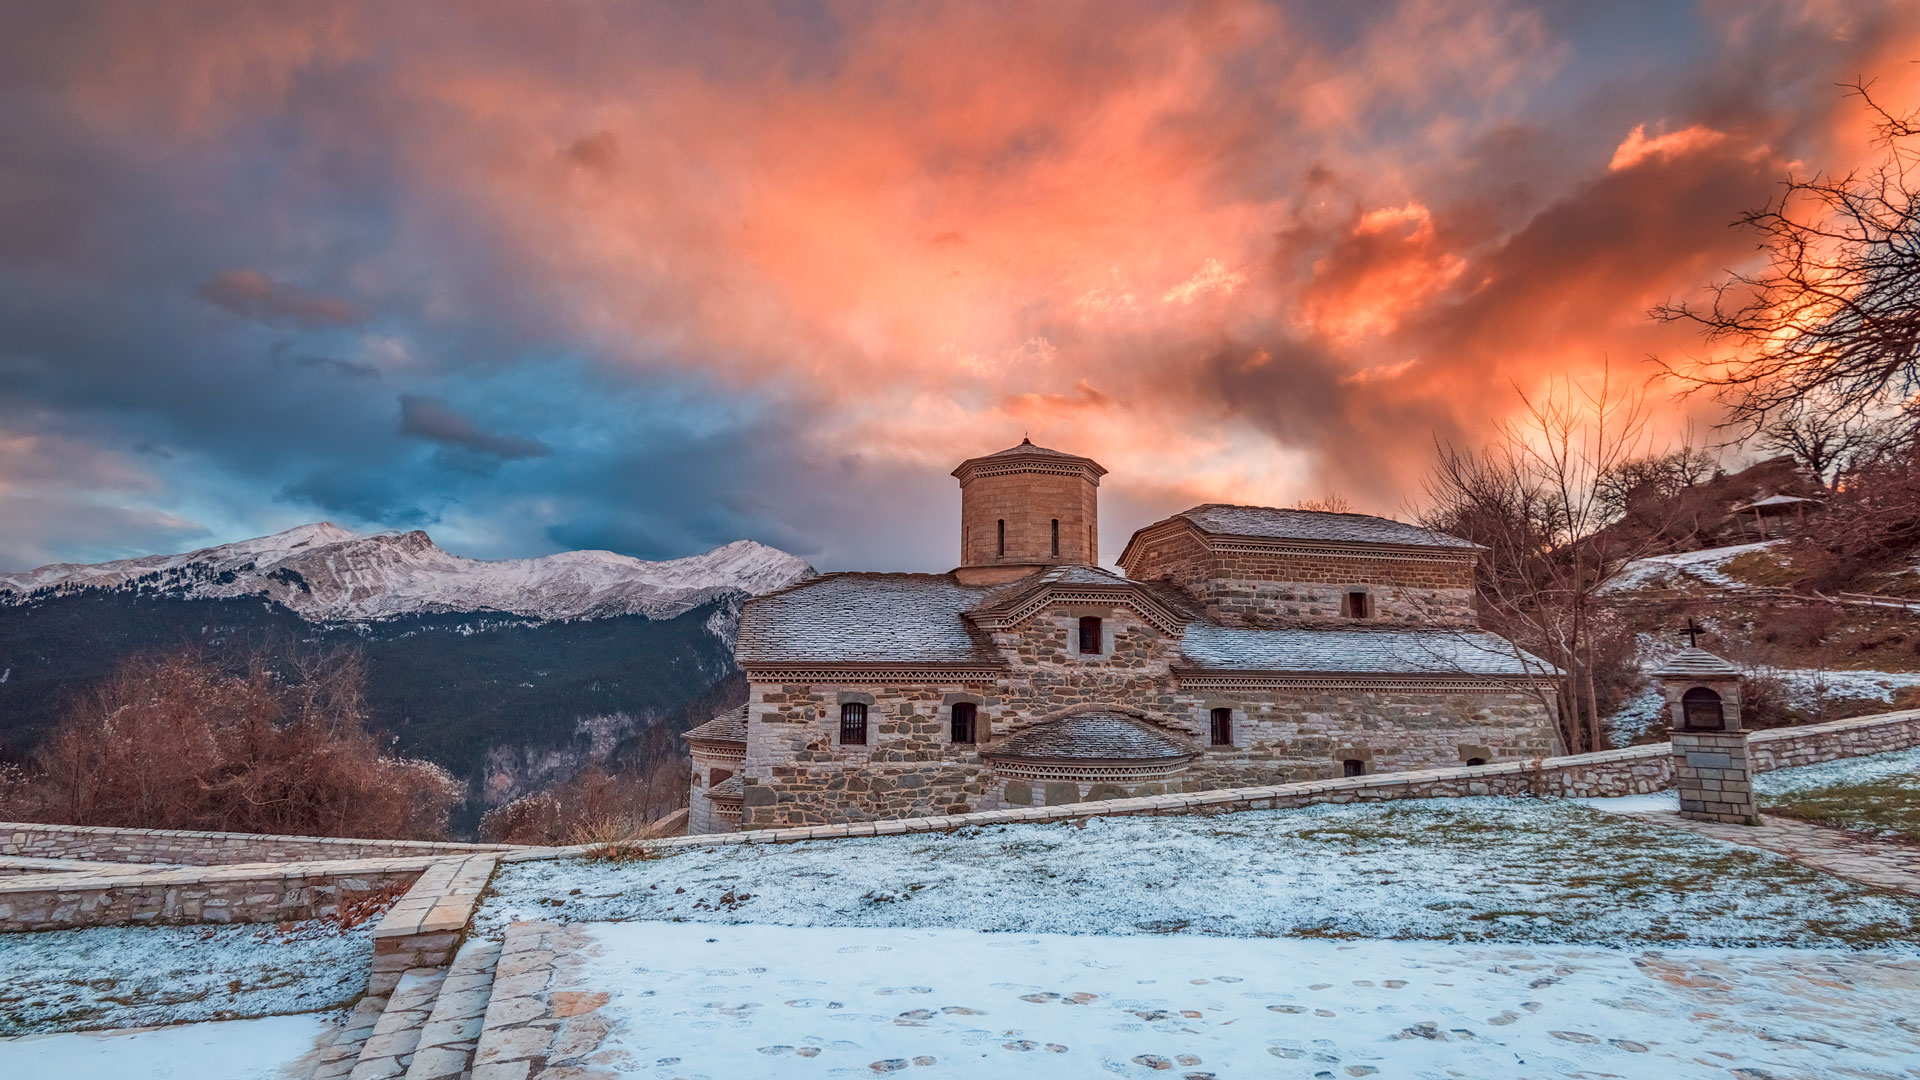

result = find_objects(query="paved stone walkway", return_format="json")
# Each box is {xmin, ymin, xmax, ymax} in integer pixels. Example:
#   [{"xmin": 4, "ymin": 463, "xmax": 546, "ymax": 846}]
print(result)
[{"xmin": 1633, "ymin": 811, "xmax": 1920, "ymax": 896}]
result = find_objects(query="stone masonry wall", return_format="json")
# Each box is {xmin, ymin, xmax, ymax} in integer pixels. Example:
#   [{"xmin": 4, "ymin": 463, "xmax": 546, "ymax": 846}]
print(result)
[
  {"xmin": 958, "ymin": 469, "xmax": 1098, "ymax": 567},
  {"xmin": 741, "ymin": 603, "xmax": 1561, "ymax": 828},
  {"xmin": 628, "ymin": 709, "xmax": 1920, "ymax": 852},
  {"xmin": 0, "ymin": 822, "xmax": 510, "ymax": 865},
  {"xmin": 1120, "ymin": 523, "xmax": 1476, "ymax": 628},
  {"xmin": 0, "ymin": 857, "xmax": 435, "ymax": 932}
]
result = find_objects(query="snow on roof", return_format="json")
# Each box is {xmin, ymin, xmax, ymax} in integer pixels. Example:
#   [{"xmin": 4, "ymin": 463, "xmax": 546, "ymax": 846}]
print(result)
[
  {"xmin": 684, "ymin": 705, "xmax": 747, "ymax": 744},
  {"xmin": 1649, "ymin": 647, "xmax": 1743, "ymax": 680},
  {"xmin": 984, "ymin": 713, "xmax": 1198, "ymax": 763},
  {"xmin": 1178, "ymin": 625, "xmax": 1550, "ymax": 676},
  {"xmin": 1732, "ymin": 493, "xmax": 1821, "ymax": 512},
  {"xmin": 1177, "ymin": 505, "xmax": 1478, "ymax": 549},
  {"xmin": 735, "ymin": 573, "xmax": 1002, "ymax": 665}
]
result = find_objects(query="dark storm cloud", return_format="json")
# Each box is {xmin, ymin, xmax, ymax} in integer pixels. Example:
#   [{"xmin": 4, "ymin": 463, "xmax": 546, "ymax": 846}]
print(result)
[
  {"xmin": 197, "ymin": 269, "xmax": 361, "ymax": 328},
  {"xmin": 396, "ymin": 394, "xmax": 551, "ymax": 461}
]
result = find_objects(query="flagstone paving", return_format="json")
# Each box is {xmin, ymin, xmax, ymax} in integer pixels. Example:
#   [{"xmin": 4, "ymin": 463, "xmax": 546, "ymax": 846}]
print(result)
[{"xmin": 1633, "ymin": 810, "xmax": 1920, "ymax": 896}]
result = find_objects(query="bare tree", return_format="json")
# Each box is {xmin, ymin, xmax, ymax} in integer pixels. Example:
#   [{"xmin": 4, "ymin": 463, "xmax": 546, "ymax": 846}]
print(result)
[
  {"xmin": 1421, "ymin": 371, "xmax": 1682, "ymax": 753},
  {"xmin": 1655, "ymin": 80, "xmax": 1920, "ymax": 432},
  {"xmin": 1294, "ymin": 492, "xmax": 1354, "ymax": 513},
  {"xmin": 6, "ymin": 647, "xmax": 462, "ymax": 839},
  {"xmin": 1756, "ymin": 399, "xmax": 1880, "ymax": 485}
]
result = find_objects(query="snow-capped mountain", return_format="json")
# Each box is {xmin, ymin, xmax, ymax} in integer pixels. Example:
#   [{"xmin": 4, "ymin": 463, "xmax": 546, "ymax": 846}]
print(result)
[{"xmin": 0, "ymin": 523, "xmax": 815, "ymax": 622}]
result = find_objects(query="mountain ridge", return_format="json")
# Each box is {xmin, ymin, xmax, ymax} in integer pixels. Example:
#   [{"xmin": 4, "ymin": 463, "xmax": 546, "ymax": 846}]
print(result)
[{"xmin": 0, "ymin": 523, "xmax": 816, "ymax": 623}]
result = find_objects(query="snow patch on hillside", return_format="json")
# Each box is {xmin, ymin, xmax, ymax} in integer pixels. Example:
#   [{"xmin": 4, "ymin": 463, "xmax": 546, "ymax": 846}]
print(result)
[
  {"xmin": 1599, "ymin": 541, "xmax": 1780, "ymax": 594},
  {"xmin": 0, "ymin": 523, "xmax": 815, "ymax": 623}
]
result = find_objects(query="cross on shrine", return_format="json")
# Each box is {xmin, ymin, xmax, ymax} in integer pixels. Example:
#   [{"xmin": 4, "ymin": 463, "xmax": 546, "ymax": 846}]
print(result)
[{"xmin": 1683, "ymin": 618, "xmax": 1703, "ymax": 648}]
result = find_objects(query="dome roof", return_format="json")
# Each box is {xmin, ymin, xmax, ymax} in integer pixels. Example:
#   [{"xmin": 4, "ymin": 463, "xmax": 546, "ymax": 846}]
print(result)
[{"xmin": 984, "ymin": 713, "xmax": 1197, "ymax": 764}]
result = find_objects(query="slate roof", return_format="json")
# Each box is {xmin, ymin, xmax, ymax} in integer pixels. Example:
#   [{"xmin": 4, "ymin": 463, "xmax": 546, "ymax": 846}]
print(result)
[
  {"xmin": 684, "ymin": 704, "xmax": 747, "ymax": 744},
  {"xmin": 970, "ymin": 563, "xmax": 1138, "ymax": 616},
  {"xmin": 979, "ymin": 438, "xmax": 1085, "ymax": 460},
  {"xmin": 984, "ymin": 713, "xmax": 1198, "ymax": 763},
  {"xmin": 1177, "ymin": 626, "xmax": 1551, "ymax": 676},
  {"xmin": 1650, "ymin": 647, "xmax": 1743, "ymax": 680},
  {"xmin": 708, "ymin": 773, "xmax": 743, "ymax": 800},
  {"xmin": 1175, "ymin": 504, "xmax": 1478, "ymax": 549},
  {"xmin": 735, "ymin": 573, "xmax": 1002, "ymax": 665}
]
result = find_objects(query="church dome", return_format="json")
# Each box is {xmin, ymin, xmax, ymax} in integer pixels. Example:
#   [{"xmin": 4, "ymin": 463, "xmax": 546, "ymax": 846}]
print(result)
[{"xmin": 984, "ymin": 712, "xmax": 1197, "ymax": 784}]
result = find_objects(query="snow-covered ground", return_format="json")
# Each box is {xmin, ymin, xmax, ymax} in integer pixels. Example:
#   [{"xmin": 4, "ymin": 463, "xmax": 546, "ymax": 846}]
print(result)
[
  {"xmin": 1755, "ymin": 746, "xmax": 1920, "ymax": 796},
  {"xmin": 0, "ymin": 920, "xmax": 375, "ymax": 1035},
  {"xmin": 567, "ymin": 921, "xmax": 1920, "ymax": 1080},
  {"xmin": 0, "ymin": 1011, "xmax": 335, "ymax": 1080},
  {"xmin": 1599, "ymin": 541, "xmax": 1781, "ymax": 594},
  {"xmin": 477, "ymin": 799, "xmax": 1920, "ymax": 947}
]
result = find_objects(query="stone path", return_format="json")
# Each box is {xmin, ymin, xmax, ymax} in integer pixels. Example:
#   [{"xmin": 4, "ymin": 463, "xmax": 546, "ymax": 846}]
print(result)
[
  {"xmin": 1634, "ymin": 811, "xmax": 1920, "ymax": 896},
  {"xmin": 469, "ymin": 921, "xmax": 618, "ymax": 1079}
]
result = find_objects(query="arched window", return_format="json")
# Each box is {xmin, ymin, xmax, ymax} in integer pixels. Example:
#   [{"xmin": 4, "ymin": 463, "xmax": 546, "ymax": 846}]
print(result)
[
  {"xmin": 1681, "ymin": 687, "xmax": 1725, "ymax": 731},
  {"xmin": 1051, "ymin": 519, "xmax": 1060, "ymax": 558},
  {"xmin": 840, "ymin": 702, "xmax": 868, "ymax": 745},
  {"xmin": 1341, "ymin": 758, "xmax": 1366, "ymax": 777},
  {"xmin": 997, "ymin": 519, "xmax": 1006, "ymax": 558},
  {"xmin": 1343, "ymin": 589, "xmax": 1371, "ymax": 619},
  {"xmin": 1077, "ymin": 616, "xmax": 1103, "ymax": 654},
  {"xmin": 950, "ymin": 702, "xmax": 977, "ymax": 745},
  {"xmin": 1209, "ymin": 707, "xmax": 1233, "ymax": 746}
]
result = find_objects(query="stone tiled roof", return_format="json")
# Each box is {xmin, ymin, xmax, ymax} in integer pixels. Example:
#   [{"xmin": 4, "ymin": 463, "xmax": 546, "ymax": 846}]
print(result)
[
  {"xmin": 684, "ymin": 704, "xmax": 747, "ymax": 744},
  {"xmin": 1176, "ymin": 504, "xmax": 1478, "ymax": 549},
  {"xmin": 1650, "ymin": 648, "xmax": 1743, "ymax": 680},
  {"xmin": 736, "ymin": 573, "xmax": 1002, "ymax": 665},
  {"xmin": 979, "ymin": 438, "xmax": 1084, "ymax": 460},
  {"xmin": 1178, "ymin": 626, "xmax": 1552, "ymax": 676},
  {"xmin": 970, "ymin": 564, "xmax": 1133, "ymax": 614},
  {"xmin": 707, "ymin": 774, "xmax": 743, "ymax": 801},
  {"xmin": 985, "ymin": 713, "xmax": 1198, "ymax": 763}
]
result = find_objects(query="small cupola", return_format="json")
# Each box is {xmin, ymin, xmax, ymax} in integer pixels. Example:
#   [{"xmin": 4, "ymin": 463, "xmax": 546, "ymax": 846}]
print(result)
[{"xmin": 951, "ymin": 438, "xmax": 1106, "ymax": 585}]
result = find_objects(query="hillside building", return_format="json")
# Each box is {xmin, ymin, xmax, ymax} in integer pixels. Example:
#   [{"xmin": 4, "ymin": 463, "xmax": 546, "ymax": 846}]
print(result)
[{"xmin": 685, "ymin": 440, "xmax": 1560, "ymax": 833}]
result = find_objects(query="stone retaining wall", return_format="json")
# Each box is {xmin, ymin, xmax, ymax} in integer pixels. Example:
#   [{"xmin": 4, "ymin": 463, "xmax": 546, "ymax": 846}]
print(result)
[
  {"xmin": 511, "ymin": 708, "xmax": 1920, "ymax": 859},
  {"xmin": 0, "ymin": 855, "xmax": 446, "ymax": 932},
  {"xmin": 0, "ymin": 822, "xmax": 514, "ymax": 866}
]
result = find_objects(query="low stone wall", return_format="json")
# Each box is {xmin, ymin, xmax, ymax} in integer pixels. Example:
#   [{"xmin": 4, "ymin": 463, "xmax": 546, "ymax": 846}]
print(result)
[
  {"xmin": 0, "ymin": 822, "xmax": 514, "ymax": 866},
  {"xmin": 0, "ymin": 855, "xmax": 447, "ymax": 932},
  {"xmin": 508, "ymin": 708, "xmax": 1920, "ymax": 858}
]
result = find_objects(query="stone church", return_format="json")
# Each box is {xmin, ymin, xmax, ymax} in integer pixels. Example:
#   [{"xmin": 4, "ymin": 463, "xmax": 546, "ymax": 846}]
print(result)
[{"xmin": 686, "ymin": 440, "xmax": 1560, "ymax": 833}]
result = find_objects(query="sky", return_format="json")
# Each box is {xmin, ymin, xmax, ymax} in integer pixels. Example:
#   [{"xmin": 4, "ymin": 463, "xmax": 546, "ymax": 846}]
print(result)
[{"xmin": 2, "ymin": 0, "xmax": 1918, "ymax": 573}]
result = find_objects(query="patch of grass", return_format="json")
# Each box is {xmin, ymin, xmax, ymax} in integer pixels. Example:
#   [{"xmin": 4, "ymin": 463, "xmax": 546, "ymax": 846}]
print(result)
[
  {"xmin": 1721, "ymin": 549, "xmax": 1799, "ymax": 587},
  {"xmin": 1762, "ymin": 778, "xmax": 1920, "ymax": 843}
]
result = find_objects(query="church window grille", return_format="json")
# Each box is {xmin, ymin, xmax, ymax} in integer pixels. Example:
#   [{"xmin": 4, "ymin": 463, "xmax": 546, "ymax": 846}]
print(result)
[
  {"xmin": 1209, "ymin": 708, "xmax": 1233, "ymax": 746},
  {"xmin": 1342, "ymin": 758, "xmax": 1366, "ymax": 777},
  {"xmin": 840, "ymin": 702, "xmax": 868, "ymax": 745},
  {"xmin": 1078, "ymin": 616, "xmax": 1103, "ymax": 654},
  {"xmin": 951, "ymin": 702, "xmax": 977, "ymax": 745}
]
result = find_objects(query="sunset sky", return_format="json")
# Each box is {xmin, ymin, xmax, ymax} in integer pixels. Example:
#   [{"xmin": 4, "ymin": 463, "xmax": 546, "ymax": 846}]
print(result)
[{"xmin": 3, "ymin": 0, "xmax": 1918, "ymax": 572}]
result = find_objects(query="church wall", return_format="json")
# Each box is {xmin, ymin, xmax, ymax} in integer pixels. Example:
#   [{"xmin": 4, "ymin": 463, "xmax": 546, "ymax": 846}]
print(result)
[
  {"xmin": 737, "ymin": 599, "xmax": 1561, "ymax": 827},
  {"xmin": 739, "ymin": 681, "xmax": 1003, "ymax": 829},
  {"xmin": 686, "ymin": 743, "xmax": 743, "ymax": 835},
  {"xmin": 1123, "ymin": 526, "xmax": 1476, "ymax": 628}
]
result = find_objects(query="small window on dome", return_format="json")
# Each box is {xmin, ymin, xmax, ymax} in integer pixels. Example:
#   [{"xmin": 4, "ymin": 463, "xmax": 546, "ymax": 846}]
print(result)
[
  {"xmin": 1343, "ymin": 589, "xmax": 1371, "ymax": 619},
  {"xmin": 997, "ymin": 519, "xmax": 1006, "ymax": 558},
  {"xmin": 1051, "ymin": 519, "xmax": 1060, "ymax": 558}
]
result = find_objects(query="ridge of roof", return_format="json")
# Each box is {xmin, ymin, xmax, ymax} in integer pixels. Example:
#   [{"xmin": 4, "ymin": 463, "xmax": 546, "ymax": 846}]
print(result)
[{"xmin": 1168, "ymin": 504, "xmax": 1478, "ymax": 549}]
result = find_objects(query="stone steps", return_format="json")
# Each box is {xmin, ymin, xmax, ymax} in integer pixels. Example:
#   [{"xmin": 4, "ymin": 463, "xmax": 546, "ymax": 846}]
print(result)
[
  {"xmin": 347, "ymin": 966, "xmax": 447, "ymax": 1079},
  {"xmin": 403, "ymin": 937, "xmax": 503, "ymax": 1080},
  {"xmin": 311, "ymin": 992, "xmax": 391, "ymax": 1080}
]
